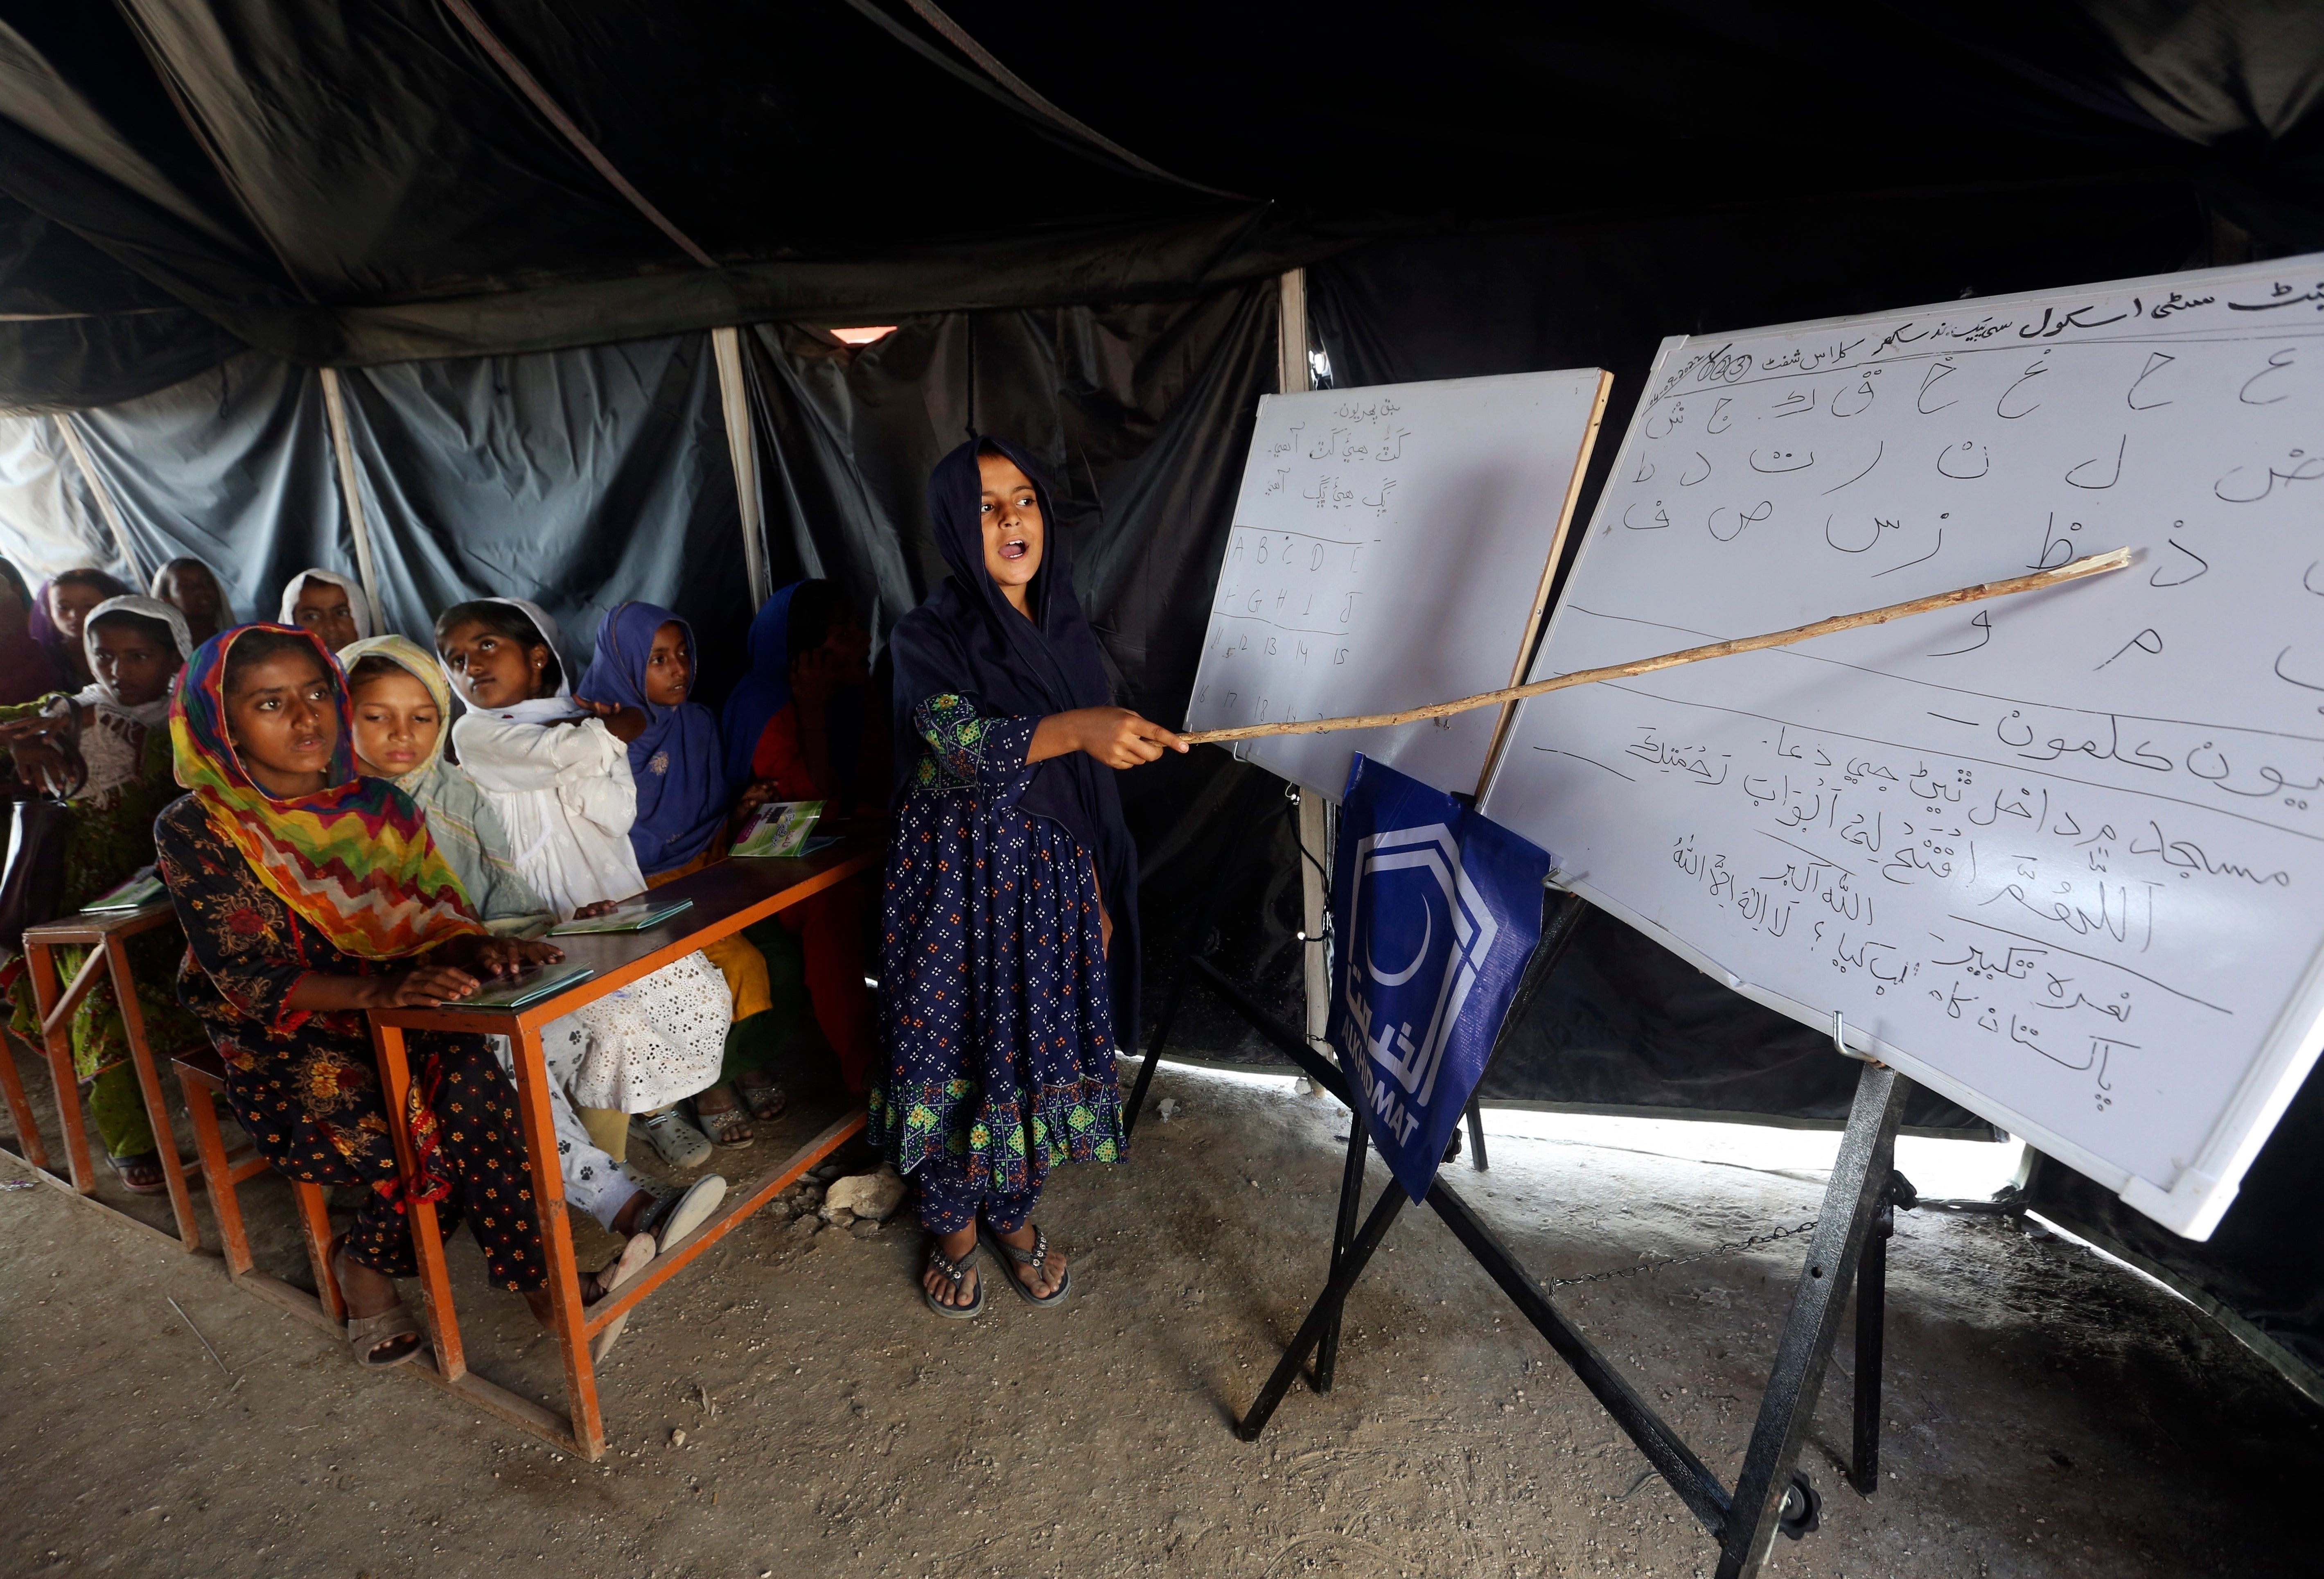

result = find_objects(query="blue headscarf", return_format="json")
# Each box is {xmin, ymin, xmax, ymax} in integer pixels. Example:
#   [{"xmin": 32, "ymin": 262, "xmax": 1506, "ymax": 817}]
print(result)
[
  {"xmin": 577, "ymin": 601, "xmax": 727, "ymax": 876},
  {"xmin": 718, "ymin": 583, "xmax": 800, "ymax": 790}
]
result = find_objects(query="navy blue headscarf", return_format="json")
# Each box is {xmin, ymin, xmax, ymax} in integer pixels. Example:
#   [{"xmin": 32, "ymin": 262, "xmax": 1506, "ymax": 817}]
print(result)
[
  {"xmin": 886, "ymin": 436, "xmax": 1141, "ymax": 1047},
  {"xmin": 578, "ymin": 600, "xmax": 728, "ymax": 877}
]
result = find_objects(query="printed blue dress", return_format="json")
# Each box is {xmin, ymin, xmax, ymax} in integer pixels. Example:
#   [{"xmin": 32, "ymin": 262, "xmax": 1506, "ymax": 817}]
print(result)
[{"xmin": 869, "ymin": 692, "xmax": 1125, "ymax": 1229}]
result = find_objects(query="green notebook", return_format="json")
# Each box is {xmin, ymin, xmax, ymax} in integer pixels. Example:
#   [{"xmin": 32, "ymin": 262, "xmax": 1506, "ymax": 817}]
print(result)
[
  {"xmin": 547, "ymin": 898, "xmax": 695, "ymax": 937},
  {"xmin": 85, "ymin": 869, "xmax": 166, "ymax": 912},
  {"xmin": 435, "ymin": 962, "xmax": 595, "ymax": 1011},
  {"xmin": 732, "ymin": 799, "xmax": 824, "ymax": 858}
]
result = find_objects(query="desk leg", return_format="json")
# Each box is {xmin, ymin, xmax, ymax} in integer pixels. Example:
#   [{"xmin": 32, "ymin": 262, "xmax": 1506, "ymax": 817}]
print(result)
[
  {"xmin": 105, "ymin": 935, "xmax": 199, "ymax": 1248},
  {"xmin": 372, "ymin": 1022, "xmax": 467, "ymax": 1382},
  {"xmin": 25, "ymin": 940, "xmax": 102, "ymax": 1194},
  {"xmin": 0, "ymin": 1025, "xmax": 48, "ymax": 1172},
  {"xmin": 506, "ymin": 1021, "xmax": 602, "ymax": 1459}
]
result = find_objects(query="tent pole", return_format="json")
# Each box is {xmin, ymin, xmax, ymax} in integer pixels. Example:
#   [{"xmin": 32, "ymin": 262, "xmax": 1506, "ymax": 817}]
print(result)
[
  {"xmin": 1278, "ymin": 269, "xmax": 1341, "ymax": 1099},
  {"xmin": 51, "ymin": 418, "xmax": 143, "ymax": 590},
  {"xmin": 712, "ymin": 328, "xmax": 772, "ymax": 607},
  {"xmin": 318, "ymin": 369, "xmax": 383, "ymax": 619}
]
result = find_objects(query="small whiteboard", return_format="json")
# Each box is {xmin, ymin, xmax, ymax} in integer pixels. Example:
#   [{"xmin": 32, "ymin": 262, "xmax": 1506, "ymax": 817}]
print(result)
[
  {"xmin": 1185, "ymin": 370, "xmax": 1611, "ymax": 799},
  {"xmin": 1482, "ymin": 253, "xmax": 2324, "ymax": 1238}
]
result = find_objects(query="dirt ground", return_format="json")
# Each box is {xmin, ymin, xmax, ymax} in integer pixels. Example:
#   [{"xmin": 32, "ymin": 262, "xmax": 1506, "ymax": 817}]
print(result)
[{"xmin": 4, "ymin": 1053, "xmax": 2318, "ymax": 1579}]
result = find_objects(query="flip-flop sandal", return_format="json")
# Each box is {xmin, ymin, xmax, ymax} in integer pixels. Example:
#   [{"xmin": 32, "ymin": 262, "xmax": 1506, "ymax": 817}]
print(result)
[
  {"xmin": 106, "ymin": 1151, "xmax": 169, "ymax": 1196},
  {"xmin": 587, "ymin": 1231, "xmax": 658, "ymax": 1362},
  {"xmin": 979, "ymin": 1222, "xmax": 1071, "ymax": 1308},
  {"xmin": 346, "ymin": 1305, "xmax": 427, "ymax": 1369},
  {"xmin": 635, "ymin": 1174, "xmax": 728, "ymax": 1252},
  {"xmin": 923, "ymin": 1239, "xmax": 985, "ymax": 1320},
  {"xmin": 329, "ymin": 1237, "xmax": 427, "ymax": 1369},
  {"xmin": 691, "ymin": 1095, "xmax": 756, "ymax": 1149},
  {"xmin": 736, "ymin": 1075, "xmax": 788, "ymax": 1122}
]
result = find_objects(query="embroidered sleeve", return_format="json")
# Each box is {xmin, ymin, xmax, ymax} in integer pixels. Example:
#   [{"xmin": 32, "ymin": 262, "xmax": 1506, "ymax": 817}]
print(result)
[
  {"xmin": 155, "ymin": 799, "xmax": 325, "ymax": 1035},
  {"xmin": 910, "ymin": 692, "xmax": 1038, "ymax": 803}
]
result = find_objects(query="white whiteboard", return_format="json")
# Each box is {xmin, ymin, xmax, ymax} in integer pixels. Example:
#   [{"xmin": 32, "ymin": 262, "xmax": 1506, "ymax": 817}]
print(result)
[
  {"xmin": 1185, "ymin": 370, "xmax": 1610, "ymax": 798},
  {"xmin": 1481, "ymin": 253, "xmax": 2324, "ymax": 1239}
]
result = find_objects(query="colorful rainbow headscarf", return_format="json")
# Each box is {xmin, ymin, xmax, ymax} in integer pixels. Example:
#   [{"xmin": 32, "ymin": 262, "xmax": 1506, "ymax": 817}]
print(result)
[{"xmin": 170, "ymin": 624, "xmax": 485, "ymax": 960}]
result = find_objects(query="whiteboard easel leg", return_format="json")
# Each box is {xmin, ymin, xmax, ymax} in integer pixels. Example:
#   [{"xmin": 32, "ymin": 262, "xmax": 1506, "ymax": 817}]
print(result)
[{"xmin": 1716, "ymin": 1060, "xmax": 1909, "ymax": 1579}]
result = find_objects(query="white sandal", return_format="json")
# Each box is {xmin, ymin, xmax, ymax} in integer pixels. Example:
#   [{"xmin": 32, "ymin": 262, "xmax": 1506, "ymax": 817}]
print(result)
[
  {"xmin": 587, "ymin": 1232, "xmax": 658, "ymax": 1361},
  {"xmin": 629, "ymin": 1108, "xmax": 714, "ymax": 1169}
]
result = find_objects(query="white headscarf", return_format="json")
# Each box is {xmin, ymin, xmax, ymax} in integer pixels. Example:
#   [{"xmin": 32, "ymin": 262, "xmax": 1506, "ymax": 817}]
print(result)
[
  {"xmin": 276, "ymin": 567, "xmax": 375, "ymax": 642},
  {"xmin": 463, "ymin": 595, "xmax": 584, "ymax": 723},
  {"xmin": 53, "ymin": 594, "xmax": 193, "ymax": 806},
  {"xmin": 78, "ymin": 594, "xmax": 193, "ymax": 725}
]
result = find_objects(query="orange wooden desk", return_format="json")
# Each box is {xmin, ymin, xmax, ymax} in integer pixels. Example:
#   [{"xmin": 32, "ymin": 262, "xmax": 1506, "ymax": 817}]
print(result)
[
  {"xmin": 18, "ymin": 902, "xmax": 203, "ymax": 1249},
  {"xmin": 366, "ymin": 842, "xmax": 879, "ymax": 1458}
]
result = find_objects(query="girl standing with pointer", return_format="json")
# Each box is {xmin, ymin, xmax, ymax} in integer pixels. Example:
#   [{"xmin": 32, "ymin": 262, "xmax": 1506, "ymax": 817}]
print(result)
[{"xmin": 875, "ymin": 437, "xmax": 1185, "ymax": 1318}]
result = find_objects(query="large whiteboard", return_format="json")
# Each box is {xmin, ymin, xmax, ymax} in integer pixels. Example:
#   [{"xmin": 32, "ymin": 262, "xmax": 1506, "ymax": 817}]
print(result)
[
  {"xmin": 1482, "ymin": 254, "xmax": 2324, "ymax": 1239},
  {"xmin": 1185, "ymin": 370, "xmax": 1610, "ymax": 798}
]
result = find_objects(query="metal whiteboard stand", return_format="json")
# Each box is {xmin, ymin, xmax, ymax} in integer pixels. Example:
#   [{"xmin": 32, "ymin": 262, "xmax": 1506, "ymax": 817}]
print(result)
[
  {"xmin": 1122, "ymin": 785, "xmax": 1309, "ymax": 1139},
  {"xmin": 1235, "ymin": 886, "xmax": 1916, "ymax": 1579}
]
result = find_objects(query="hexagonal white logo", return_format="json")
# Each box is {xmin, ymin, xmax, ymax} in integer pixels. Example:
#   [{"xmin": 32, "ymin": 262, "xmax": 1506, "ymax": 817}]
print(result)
[{"xmin": 1340, "ymin": 821, "xmax": 1502, "ymax": 1108}]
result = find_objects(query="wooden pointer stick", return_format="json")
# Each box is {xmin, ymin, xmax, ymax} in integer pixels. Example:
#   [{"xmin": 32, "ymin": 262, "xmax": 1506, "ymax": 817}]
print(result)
[{"xmin": 1179, "ymin": 547, "xmax": 2133, "ymax": 745}]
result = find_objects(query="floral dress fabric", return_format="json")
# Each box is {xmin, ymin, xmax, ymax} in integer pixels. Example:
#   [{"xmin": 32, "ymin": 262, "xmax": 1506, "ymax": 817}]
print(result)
[
  {"xmin": 0, "ymin": 697, "xmax": 205, "ymax": 1155},
  {"xmin": 869, "ymin": 692, "xmax": 1125, "ymax": 1202},
  {"xmin": 154, "ymin": 796, "xmax": 547, "ymax": 1289}
]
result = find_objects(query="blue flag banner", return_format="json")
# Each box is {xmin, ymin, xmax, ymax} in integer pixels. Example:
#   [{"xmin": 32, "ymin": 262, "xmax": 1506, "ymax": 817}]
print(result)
[{"xmin": 1327, "ymin": 754, "xmax": 1552, "ymax": 1202}]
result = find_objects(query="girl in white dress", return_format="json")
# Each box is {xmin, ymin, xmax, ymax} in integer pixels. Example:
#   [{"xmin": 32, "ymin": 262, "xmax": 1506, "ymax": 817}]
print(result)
[{"xmin": 435, "ymin": 597, "xmax": 731, "ymax": 1168}]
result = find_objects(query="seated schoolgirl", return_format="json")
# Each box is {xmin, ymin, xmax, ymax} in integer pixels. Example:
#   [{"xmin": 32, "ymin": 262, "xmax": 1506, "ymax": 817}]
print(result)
[
  {"xmin": 155, "ymin": 625, "xmax": 650, "ymax": 1369},
  {"xmin": 0, "ymin": 596, "xmax": 204, "ymax": 1192},
  {"xmin": 278, "ymin": 568, "xmax": 372, "ymax": 654},
  {"xmin": 578, "ymin": 601, "xmax": 790, "ymax": 1132},
  {"xmin": 151, "ymin": 557, "xmax": 232, "ymax": 646},
  {"xmin": 1, "ymin": 558, "xmax": 63, "ymax": 703},
  {"xmin": 37, "ymin": 568, "xmax": 131, "ymax": 688},
  {"xmin": 721, "ymin": 580, "xmax": 887, "ymax": 1093},
  {"xmin": 433, "ymin": 597, "xmax": 734, "ymax": 1170},
  {"xmin": 341, "ymin": 635, "xmax": 726, "ymax": 1272}
]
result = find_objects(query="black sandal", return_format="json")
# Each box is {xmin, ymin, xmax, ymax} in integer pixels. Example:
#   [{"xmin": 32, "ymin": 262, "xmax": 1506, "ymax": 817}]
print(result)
[
  {"xmin": 736, "ymin": 1072, "xmax": 788, "ymax": 1121},
  {"xmin": 922, "ymin": 1239, "xmax": 985, "ymax": 1320},
  {"xmin": 979, "ymin": 1222, "xmax": 1071, "ymax": 1308}
]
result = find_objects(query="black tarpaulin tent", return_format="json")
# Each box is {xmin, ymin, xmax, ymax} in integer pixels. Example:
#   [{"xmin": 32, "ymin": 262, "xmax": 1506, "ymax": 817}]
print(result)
[{"xmin": 1, "ymin": 1, "xmax": 2320, "ymax": 1389}]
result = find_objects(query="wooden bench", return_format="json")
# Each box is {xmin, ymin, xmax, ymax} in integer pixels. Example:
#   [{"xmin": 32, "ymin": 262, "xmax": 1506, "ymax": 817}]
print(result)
[
  {"xmin": 20, "ymin": 903, "xmax": 204, "ymax": 1247},
  {"xmin": 173, "ymin": 1042, "xmax": 345, "ymax": 1331},
  {"xmin": 365, "ymin": 842, "xmax": 878, "ymax": 1457}
]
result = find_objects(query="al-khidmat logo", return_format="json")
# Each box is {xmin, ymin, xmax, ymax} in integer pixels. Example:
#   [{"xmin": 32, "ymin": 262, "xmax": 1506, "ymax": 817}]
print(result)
[{"xmin": 1338, "ymin": 822, "xmax": 1502, "ymax": 1143}]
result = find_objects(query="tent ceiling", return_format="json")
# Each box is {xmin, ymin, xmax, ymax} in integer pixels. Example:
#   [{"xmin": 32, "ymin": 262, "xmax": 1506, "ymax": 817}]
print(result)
[{"xmin": 0, "ymin": 2, "xmax": 2319, "ymax": 402}]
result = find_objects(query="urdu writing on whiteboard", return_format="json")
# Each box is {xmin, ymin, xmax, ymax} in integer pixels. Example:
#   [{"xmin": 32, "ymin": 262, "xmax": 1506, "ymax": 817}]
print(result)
[
  {"xmin": 1187, "ymin": 370, "xmax": 1611, "ymax": 799},
  {"xmin": 1484, "ymin": 253, "xmax": 2324, "ymax": 1237}
]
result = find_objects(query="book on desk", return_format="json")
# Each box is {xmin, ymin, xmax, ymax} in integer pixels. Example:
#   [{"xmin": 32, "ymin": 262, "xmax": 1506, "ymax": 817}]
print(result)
[{"xmin": 547, "ymin": 898, "xmax": 694, "ymax": 937}]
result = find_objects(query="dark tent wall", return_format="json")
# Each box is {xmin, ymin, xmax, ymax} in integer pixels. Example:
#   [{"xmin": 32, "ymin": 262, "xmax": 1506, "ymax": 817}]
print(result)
[
  {"xmin": 66, "ymin": 351, "xmax": 347, "ymax": 624},
  {"xmin": 3, "ymin": 4, "xmax": 2323, "ymax": 391},
  {"xmin": 744, "ymin": 285, "xmax": 1277, "ymax": 718},
  {"xmin": 0, "ymin": 334, "xmax": 752, "ymax": 689},
  {"xmin": 339, "ymin": 334, "xmax": 752, "ymax": 693}
]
